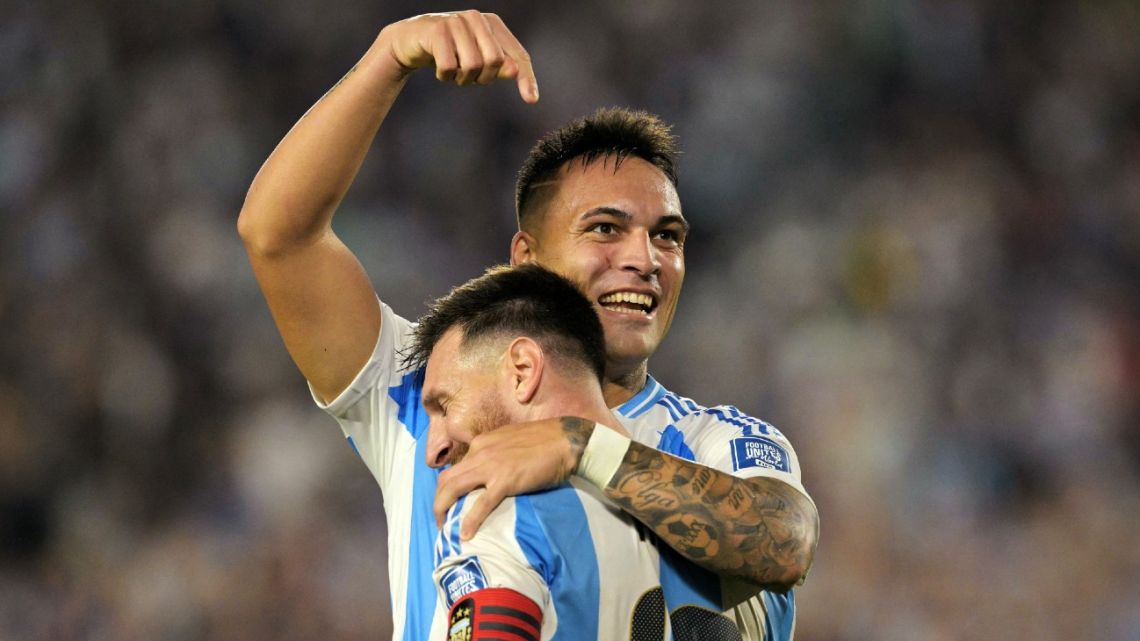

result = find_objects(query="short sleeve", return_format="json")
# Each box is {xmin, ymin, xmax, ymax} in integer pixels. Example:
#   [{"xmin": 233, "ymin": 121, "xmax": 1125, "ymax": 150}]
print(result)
[
  {"xmin": 307, "ymin": 300, "xmax": 421, "ymax": 492},
  {"xmin": 679, "ymin": 411, "xmax": 813, "ymax": 504},
  {"xmin": 433, "ymin": 490, "xmax": 550, "ymax": 614}
]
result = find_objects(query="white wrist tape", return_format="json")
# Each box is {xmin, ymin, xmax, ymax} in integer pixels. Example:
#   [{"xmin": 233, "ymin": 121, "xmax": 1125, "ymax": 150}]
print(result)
[{"xmin": 577, "ymin": 424, "xmax": 632, "ymax": 488}]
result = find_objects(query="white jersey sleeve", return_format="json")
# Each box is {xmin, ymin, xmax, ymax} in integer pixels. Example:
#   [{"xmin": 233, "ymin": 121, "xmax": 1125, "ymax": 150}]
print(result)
[
  {"xmin": 307, "ymin": 301, "xmax": 447, "ymax": 641},
  {"xmin": 433, "ymin": 490, "xmax": 553, "ymax": 635},
  {"xmin": 617, "ymin": 378, "xmax": 811, "ymax": 502},
  {"xmin": 674, "ymin": 409, "xmax": 809, "ymax": 499},
  {"xmin": 308, "ymin": 300, "xmax": 418, "ymax": 493}
]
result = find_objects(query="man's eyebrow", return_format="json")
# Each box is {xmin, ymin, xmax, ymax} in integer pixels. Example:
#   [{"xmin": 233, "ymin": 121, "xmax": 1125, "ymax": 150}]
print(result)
[
  {"xmin": 579, "ymin": 207, "xmax": 691, "ymax": 232},
  {"xmin": 656, "ymin": 214, "xmax": 691, "ymax": 233},
  {"xmin": 579, "ymin": 206, "xmax": 632, "ymax": 222}
]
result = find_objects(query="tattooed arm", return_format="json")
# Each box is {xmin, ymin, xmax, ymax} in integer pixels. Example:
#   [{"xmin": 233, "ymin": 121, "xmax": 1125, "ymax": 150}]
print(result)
[
  {"xmin": 435, "ymin": 416, "xmax": 818, "ymax": 591},
  {"xmin": 604, "ymin": 439, "xmax": 818, "ymax": 592}
]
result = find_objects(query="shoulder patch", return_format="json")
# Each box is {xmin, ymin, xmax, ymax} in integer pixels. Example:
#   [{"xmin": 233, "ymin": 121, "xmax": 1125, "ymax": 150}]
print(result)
[
  {"xmin": 440, "ymin": 558, "xmax": 487, "ymax": 608},
  {"xmin": 730, "ymin": 436, "xmax": 791, "ymax": 473}
]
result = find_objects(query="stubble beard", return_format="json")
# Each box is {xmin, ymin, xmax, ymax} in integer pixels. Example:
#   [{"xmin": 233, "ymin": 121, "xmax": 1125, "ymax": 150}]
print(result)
[{"xmin": 447, "ymin": 397, "xmax": 515, "ymax": 465}]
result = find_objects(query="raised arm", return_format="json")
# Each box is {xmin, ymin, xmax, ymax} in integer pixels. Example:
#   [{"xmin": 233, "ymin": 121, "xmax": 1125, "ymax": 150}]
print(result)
[
  {"xmin": 433, "ymin": 417, "xmax": 818, "ymax": 592},
  {"xmin": 237, "ymin": 12, "xmax": 537, "ymax": 402}
]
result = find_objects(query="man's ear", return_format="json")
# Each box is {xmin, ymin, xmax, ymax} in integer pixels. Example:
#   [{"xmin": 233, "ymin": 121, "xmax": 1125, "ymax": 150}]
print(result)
[
  {"xmin": 510, "ymin": 230, "xmax": 537, "ymax": 266},
  {"xmin": 504, "ymin": 337, "xmax": 544, "ymax": 404}
]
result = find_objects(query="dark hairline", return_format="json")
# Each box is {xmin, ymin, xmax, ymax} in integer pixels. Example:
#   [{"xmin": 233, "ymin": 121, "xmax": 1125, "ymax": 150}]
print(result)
[
  {"xmin": 514, "ymin": 107, "xmax": 681, "ymax": 232},
  {"xmin": 518, "ymin": 154, "xmax": 683, "ymax": 234}
]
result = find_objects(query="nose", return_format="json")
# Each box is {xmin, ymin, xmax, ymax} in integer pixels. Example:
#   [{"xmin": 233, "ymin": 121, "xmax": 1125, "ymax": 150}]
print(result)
[
  {"xmin": 616, "ymin": 230, "xmax": 660, "ymax": 278},
  {"xmin": 426, "ymin": 421, "xmax": 454, "ymax": 469}
]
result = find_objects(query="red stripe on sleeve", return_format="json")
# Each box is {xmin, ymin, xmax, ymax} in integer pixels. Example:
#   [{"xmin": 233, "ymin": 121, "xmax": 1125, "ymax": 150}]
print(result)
[{"xmin": 447, "ymin": 588, "xmax": 543, "ymax": 641}]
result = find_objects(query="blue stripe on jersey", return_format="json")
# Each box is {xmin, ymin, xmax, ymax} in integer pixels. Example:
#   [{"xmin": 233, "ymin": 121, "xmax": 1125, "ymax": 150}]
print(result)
[
  {"xmin": 514, "ymin": 489, "xmax": 598, "ymax": 641},
  {"xmin": 388, "ymin": 369, "xmax": 441, "ymax": 641},
  {"xmin": 700, "ymin": 406, "xmax": 780, "ymax": 438},
  {"xmin": 708, "ymin": 407, "xmax": 738, "ymax": 429},
  {"xmin": 707, "ymin": 407, "xmax": 757, "ymax": 434},
  {"xmin": 435, "ymin": 489, "xmax": 470, "ymax": 565},
  {"xmin": 660, "ymin": 394, "xmax": 685, "ymax": 421},
  {"xmin": 762, "ymin": 590, "xmax": 795, "ymax": 641},
  {"xmin": 658, "ymin": 546, "xmax": 722, "ymax": 619},
  {"xmin": 656, "ymin": 425, "xmax": 696, "ymax": 462},
  {"xmin": 449, "ymin": 494, "xmax": 467, "ymax": 559},
  {"xmin": 728, "ymin": 406, "xmax": 779, "ymax": 437},
  {"xmin": 618, "ymin": 376, "xmax": 666, "ymax": 419}
]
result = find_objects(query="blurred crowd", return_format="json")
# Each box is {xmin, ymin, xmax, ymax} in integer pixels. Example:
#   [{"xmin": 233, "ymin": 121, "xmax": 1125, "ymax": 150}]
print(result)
[{"xmin": 2, "ymin": 1, "xmax": 1138, "ymax": 639}]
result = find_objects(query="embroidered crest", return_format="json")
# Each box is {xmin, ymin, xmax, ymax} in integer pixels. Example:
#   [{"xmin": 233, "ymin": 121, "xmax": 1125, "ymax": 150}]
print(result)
[{"xmin": 448, "ymin": 597, "xmax": 474, "ymax": 641}]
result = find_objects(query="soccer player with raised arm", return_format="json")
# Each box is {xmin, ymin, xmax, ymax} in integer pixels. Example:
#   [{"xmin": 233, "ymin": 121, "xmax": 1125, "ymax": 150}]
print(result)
[{"xmin": 238, "ymin": 10, "xmax": 818, "ymax": 640}]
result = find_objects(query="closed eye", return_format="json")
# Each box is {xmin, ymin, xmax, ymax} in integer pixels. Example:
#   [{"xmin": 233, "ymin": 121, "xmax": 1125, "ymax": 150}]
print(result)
[{"xmin": 423, "ymin": 393, "xmax": 449, "ymax": 418}]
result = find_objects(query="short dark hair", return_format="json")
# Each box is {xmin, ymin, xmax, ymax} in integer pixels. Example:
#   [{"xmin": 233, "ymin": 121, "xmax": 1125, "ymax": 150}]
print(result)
[
  {"xmin": 515, "ymin": 107, "xmax": 680, "ymax": 231},
  {"xmin": 405, "ymin": 264, "xmax": 607, "ymax": 382}
]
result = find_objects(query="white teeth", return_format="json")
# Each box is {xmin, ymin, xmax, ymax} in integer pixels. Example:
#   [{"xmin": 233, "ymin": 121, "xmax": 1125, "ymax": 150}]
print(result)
[{"xmin": 598, "ymin": 292, "xmax": 654, "ymax": 311}]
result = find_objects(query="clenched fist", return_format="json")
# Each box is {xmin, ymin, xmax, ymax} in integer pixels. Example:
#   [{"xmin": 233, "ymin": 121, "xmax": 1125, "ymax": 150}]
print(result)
[{"xmin": 375, "ymin": 11, "xmax": 538, "ymax": 103}]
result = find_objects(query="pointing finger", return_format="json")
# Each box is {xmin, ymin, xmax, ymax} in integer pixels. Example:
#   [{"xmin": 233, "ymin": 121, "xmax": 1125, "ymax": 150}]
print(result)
[{"xmin": 486, "ymin": 13, "xmax": 538, "ymax": 103}]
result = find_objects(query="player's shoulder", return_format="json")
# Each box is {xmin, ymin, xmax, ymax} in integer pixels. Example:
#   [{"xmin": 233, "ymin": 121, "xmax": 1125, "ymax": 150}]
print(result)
[
  {"xmin": 436, "ymin": 489, "xmax": 522, "ymax": 563},
  {"xmin": 676, "ymin": 400, "xmax": 785, "ymax": 439},
  {"xmin": 624, "ymin": 378, "xmax": 785, "ymax": 439}
]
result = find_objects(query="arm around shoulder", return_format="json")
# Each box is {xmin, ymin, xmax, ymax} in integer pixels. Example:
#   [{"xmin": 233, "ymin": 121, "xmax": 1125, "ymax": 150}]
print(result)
[{"xmin": 601, "ymin": 439, "xmax": 819, "ymax": 592}]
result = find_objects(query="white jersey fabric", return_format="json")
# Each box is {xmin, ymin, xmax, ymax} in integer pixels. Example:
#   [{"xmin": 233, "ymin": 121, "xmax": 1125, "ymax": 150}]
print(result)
[{"xmin": 313, "ymin": 302, "xmax": 810, "ymax": 641}]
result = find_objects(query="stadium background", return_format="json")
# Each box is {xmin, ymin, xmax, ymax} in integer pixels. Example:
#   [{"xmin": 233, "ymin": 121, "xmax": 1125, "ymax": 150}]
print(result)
[{"xmin": 2, "ymin": 1, "xmax": 1138, "ymax": 639}]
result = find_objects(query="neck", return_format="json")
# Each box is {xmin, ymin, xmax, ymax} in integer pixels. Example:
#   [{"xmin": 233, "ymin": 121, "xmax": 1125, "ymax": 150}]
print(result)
[
  {"xmin": 601, "ymin": 360, "xmax": 649, "ymax": 408},
  {"xmin": 527, "ymin": 374, "xmax": 623, "ymax": 431}
]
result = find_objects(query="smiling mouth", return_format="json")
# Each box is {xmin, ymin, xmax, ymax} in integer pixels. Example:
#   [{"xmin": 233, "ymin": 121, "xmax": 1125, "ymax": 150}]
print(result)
[{"xmin": 598, "ymin": 292, "xmax": 657, "ymax": 316}]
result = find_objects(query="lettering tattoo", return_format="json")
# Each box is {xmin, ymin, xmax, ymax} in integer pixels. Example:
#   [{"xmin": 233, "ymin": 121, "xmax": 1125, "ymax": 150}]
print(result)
[
  {"xmin": 619, "ymin": 473, "xmax": 678, "ymax": 510},
  {"xmin": 606, "ymin": 442, "xmax": 818, "ymax": 590}
]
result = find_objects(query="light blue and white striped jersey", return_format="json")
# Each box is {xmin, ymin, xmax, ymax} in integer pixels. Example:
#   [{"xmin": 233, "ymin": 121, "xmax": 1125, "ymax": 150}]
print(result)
[
  {"xmin": 313, "ymin": 302, "xmax": 810, "ymax": 641},
  {"xmin": 433, "ymin": 480, "xmax": 671, "ymax": 640}
]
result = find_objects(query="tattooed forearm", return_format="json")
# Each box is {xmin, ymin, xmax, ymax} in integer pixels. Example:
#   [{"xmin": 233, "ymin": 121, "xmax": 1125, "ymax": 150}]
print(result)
[
  {"xmin": 560, "ymin": 416, "xmax": 594, "ymax": 467},
  {"xmin": 606, "ymin": 442, "xmax": 818, "ymax": 591}
]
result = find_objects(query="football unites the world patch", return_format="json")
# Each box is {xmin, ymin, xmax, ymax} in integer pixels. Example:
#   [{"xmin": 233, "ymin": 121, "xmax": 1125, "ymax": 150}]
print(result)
[
  {"xmin": 440, "ymin": 558, "xmax": 488, "ymax": 608},
  {"xmin": 730, "ymin": 436, "xmax": 791, "ymax": 473}
]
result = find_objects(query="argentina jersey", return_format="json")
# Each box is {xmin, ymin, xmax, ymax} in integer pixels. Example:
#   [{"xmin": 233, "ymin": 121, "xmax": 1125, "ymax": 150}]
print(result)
[
  {"xmin": 614, "ymin": 376, "xmax": 811, "ymax": 641},
  {"xmin": 433, "ymin": 480, "xmax": 670, "ymax": 640},
  {"xmin": 311, "ymin": 302, "xmax": 444, "ymax": 641},
  {"xmin": 313, "ymin": 302, "xmax": 810, "ymax": 641}
]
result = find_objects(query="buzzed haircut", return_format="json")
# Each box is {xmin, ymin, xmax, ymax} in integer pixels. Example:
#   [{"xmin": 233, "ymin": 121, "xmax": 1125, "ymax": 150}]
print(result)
[
  {"xmin": 405, "ymin": 264, "xmax": 607, "ymax": 382},
  {"xmin": 514, "ymin": 107, "xmax": 680, "ymax": 232}
]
